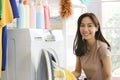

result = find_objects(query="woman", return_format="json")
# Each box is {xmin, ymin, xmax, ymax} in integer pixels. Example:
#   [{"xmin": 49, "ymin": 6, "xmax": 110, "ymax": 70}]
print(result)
[{"xmin": 72, "ymin": 13, "xmax": 112, "ymax": 80}]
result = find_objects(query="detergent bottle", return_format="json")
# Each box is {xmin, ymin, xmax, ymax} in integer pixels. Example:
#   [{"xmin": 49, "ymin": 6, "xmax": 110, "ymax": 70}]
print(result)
[
  {"xmin": 29, "ymin": 0, "xmax": 36, "ymax": 28},
  {"xmin": 23, "ymin": 0, "xmax": 30, "ymax": 28},
  {"xmin": 36, "ymin": 0, "xmax": 44, "ymax": 29},
  {"xmin": 17, "ymin": 0, "xmax": 26, "ymax": 28},
  {"xmin": 43, "ymin": 0, "xmax": 50, "ymax": 29}
]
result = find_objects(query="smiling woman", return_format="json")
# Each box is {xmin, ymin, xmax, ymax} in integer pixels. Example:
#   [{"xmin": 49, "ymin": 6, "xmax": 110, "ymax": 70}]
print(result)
[{"xmin": 72, "ymin": 12, "xmax": 112, "ymax": 80}]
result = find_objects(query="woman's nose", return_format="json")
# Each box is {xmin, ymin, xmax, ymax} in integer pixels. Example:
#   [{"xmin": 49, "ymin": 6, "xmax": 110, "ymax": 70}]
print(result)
[{"xmin": 83, "ymin": 26, "xmax": 88, "ymax": 31}]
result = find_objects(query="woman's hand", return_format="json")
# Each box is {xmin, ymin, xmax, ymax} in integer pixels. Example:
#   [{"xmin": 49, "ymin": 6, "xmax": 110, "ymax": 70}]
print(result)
[{"xmin": 72, "ymin": 56, "xmax": 82, "ymax": 78}]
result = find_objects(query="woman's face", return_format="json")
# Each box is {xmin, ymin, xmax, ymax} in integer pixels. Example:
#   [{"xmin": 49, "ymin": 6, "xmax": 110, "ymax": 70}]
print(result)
[{"xmin": 80, "ymin": 17, "xmax": 98, "ymax": 41}]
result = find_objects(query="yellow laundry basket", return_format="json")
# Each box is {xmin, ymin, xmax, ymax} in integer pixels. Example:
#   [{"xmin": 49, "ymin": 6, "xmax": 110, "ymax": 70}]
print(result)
[{"xmin": 54, "ymin": 69, "xmax": 66, "ymax": 80}]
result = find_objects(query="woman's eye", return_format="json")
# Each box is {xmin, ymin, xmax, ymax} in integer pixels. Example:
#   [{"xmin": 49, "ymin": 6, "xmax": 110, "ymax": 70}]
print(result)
[
  {"xmin": 80, "ymin": 25, "xmax": 84, "ymax": 27},
  {"xmin": 88, "ymin": 25, "xmax": 92, "ymax": 27}
]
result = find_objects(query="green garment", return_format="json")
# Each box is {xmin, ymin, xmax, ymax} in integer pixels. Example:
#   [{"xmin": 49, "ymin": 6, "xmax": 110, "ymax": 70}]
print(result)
[{"xmin": 0, "ymin": 0, "xmax": 2, "ymax": 20}]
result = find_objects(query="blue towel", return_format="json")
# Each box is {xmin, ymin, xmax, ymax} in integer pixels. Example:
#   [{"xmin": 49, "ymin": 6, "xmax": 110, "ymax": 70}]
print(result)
[
  {"xmin": 10, "ymin": 0, "xmax": 19, "ymax": 18},
  {"xmin": 2, "ymin": 26, "xmax": 7, "ymax": 71}
]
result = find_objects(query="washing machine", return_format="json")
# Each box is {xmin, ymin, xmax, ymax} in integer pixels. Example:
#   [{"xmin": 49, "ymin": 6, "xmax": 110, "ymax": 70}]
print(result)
[
  {"xmin": 37, "ymin": 48, "xmax": 66, "ymax": 80},
  {"xmin": 2, "ymin": 29, "xmax": 65, "ymax": 80}
]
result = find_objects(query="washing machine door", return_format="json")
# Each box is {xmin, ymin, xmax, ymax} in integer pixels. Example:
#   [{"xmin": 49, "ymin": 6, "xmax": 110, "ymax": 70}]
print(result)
[{"xmin": 37, "ymin": 49, "xmax": 54, "ymax": 80}]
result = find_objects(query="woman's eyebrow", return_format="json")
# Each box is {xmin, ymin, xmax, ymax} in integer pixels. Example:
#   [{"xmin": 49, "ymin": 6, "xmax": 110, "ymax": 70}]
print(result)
[
  {"xmin": 88, "ymin": 23, "xmax": 93, "ymax": 25},
  {"xmin": 80, "ymin": 23, "xmax": 93, "ymax": 25}
]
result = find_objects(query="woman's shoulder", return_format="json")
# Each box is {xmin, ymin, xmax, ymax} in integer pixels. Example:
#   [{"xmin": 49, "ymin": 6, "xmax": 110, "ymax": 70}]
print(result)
[
  {"xmin": 96, "ymin": 40, "xmax": 111, "ymax": 59},
  {"xmin": 97, "ymin": 40, "xmax": 111, "ymax": 52},
  {"xmin": 97, "ymin": 40, "xmax": 108, "ymax": 48}
]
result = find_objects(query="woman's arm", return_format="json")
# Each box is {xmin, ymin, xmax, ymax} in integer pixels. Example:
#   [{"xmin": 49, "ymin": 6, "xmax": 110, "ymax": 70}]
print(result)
[
  {"xmin": 72, "ymin": 56, "xmax": 82, "ymax": 78},
  {"xmin": 102, "ymin": 56, "xmax": 112, "ymax": 80}
]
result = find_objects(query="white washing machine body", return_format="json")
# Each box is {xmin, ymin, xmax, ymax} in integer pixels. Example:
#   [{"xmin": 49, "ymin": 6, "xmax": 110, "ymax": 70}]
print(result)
[{"xmin": 2, "ymin": 29, "xmax": 65, "ymax": 80}]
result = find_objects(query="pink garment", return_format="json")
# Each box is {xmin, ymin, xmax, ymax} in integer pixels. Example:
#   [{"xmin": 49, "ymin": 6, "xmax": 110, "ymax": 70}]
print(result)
[
  {"xmin": 44, "ymin": 5, "xmax": 50, "ymax": 29},
  {"xmin": 29, "ymin": 4, "xmax": 36, "ymax": 28},
  {"xmin": 80, "ymin": 40, "xmax": 111, "ymax": 80}
]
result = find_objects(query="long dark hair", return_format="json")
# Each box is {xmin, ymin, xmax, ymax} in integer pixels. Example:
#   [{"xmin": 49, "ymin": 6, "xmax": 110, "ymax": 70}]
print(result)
[{"xmin": 73, "ymin": 12, "xmax": 111, "ymax": 57}]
